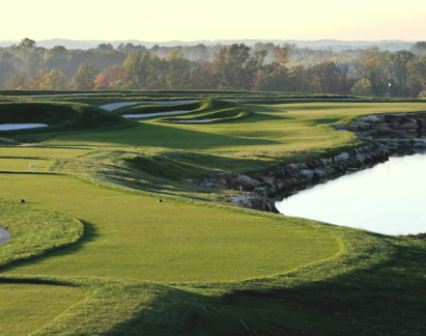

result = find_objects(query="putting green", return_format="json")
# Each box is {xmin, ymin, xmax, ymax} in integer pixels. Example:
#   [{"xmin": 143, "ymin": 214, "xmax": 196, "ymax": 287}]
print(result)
[
  {"xmin": 0, "ymin": 173, "xmax": 338, "ymax": 282},
  {"xmin": 0, "ymin": 283, "xmax": 84, "ymax": 336}
]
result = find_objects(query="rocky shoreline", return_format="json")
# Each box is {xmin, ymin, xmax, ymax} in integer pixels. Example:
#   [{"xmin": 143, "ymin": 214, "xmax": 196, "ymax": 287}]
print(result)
[{"xmin": 199, "ymin": 112, "xmax": 426, "ymax": 213}]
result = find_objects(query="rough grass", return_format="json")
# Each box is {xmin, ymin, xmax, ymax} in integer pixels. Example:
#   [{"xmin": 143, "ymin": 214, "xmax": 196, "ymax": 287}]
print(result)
[{"xmin": 0, "ymin": 199, "xmax": 83, "ymax": 268}]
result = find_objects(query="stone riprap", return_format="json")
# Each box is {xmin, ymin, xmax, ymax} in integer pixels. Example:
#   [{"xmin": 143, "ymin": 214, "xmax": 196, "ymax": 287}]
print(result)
[{"xmin": 198, "ymin": 112, "xmax": 426, "ymax": 213}]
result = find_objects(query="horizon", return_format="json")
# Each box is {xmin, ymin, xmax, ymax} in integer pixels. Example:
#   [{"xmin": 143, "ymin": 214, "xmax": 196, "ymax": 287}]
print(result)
[{"xmin": 1, "ymin": 0, "xmax": 425, "ymax": 42}]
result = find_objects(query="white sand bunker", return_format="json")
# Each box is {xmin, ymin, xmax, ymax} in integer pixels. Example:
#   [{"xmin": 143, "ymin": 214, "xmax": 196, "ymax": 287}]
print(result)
[
  {"xmin": 101, "ymin": 100, "xmax": 197, "ymax": 112},
  {"xmin": 173, "ymin": 119, "xmax": 216, "ymax": 123},
  {"xmin": 123, "ymin": 111, "xmax": 188, "ymax": 119},
  {"xmin": 0, "ymin": 123, "xmax": 48, "ymax": 131},
  {"xmin": 0, "ymin": 227, "xmax": 10, "ymax": 245}
]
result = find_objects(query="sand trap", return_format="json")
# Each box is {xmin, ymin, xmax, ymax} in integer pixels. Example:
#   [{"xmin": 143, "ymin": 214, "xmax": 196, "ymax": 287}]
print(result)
[
  {"xmin": 101, "ymin": 100, "xmax": 197, "ymax": 111},
  {"xmin": 0, "ymin": 124, "xmax": 48, "ymax": 131},
  {"xmin": 173, "ymin": 119, "xmax": 216, "ymax": 123},
  {"xmin": 123, "ymin": 111, "xmax": 188, "ymax": 119},
  {"xmin": 0, "ymin": 227, "xmax": 10, "ymax": 245}
]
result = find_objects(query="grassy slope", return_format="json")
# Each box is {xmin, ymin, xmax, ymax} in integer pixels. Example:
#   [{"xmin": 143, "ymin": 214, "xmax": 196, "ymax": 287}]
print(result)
[
  {"xmin": 0, "ymin": 283, "xmax": 84, "ymax": 336},
  {"xmin": 1, "ymin": 98, "xmax": 426, "ymax": 335},
  {"xmin": 0, "ymin": 199, "xmax": 83, "ymax": 268}
]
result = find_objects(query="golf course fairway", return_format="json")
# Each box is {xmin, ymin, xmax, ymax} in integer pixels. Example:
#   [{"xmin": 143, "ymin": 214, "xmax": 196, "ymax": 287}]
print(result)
[
  {"xmin": 1, "ymin": 96, "xmax": 426, "ymax": 335},
  {"xmin": 0, "ymin": 173, "xmax": 338, "ymax": 282}
]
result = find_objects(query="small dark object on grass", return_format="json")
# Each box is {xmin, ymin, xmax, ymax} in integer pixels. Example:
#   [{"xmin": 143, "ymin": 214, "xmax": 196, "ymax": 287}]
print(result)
[
  {"xmin": 20, "ymin": 199, "xmax": 26, "ymax": 204},
  {"xmin": 158, "ymin": 199, "xmax": 163, "ymax": 203}
]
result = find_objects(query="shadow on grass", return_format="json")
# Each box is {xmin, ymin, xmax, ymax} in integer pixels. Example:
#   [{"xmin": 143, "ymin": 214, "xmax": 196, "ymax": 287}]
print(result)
[
  {"xmin": 102, "ymin": 239, "xmax": 426, "ymax": 336},
  {"xmin": 54, "ymin": 122, "xmax": 280, "ymax": 150},
  {"xmin": 0, "ymin": 220, "xmax": 99, "ymax": 274}
]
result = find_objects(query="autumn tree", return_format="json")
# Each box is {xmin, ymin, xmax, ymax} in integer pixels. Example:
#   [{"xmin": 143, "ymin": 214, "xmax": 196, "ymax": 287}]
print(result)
[
  {"xmin": 39, "ymin": 69, "xmax": 68, "ymax": 90},
  {"xmin": 72, "ymin": 63, "xmax": 97, "ymax": 90}
]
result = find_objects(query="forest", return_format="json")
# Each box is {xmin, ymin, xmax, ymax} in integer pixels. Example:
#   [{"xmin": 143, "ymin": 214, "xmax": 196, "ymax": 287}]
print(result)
[{"xmin": 1, "ymin": 38, "xmax": 426, "ymax": 97}]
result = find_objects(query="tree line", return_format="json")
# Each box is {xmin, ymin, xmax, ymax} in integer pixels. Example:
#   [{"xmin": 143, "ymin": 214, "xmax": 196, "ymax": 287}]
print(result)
[{"xmin": 1, "ymin": 38, "xmax": 426, "ymax": 97}]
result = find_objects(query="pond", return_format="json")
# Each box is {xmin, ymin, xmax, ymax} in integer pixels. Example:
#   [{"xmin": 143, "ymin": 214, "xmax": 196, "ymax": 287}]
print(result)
[{"xmin": 276, "ymin": 154, "xmax": 426, "ymax": 235}]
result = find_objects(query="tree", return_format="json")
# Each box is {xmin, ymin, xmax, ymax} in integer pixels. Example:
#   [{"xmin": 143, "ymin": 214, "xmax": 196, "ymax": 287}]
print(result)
[
  {"xmin": 164, "ymin": 50, "xmax": 191, "ymax": 89},
  {"xmin": 123, "ymin": 51, "xmax": 152, "ymax": 88},
  {"xmin": 5, "ymin": 72, "xmax": 26, "ymax": 90},
  {"xmin": 39, "ymin": 69, "xmax": 68, "ymax": 90},
  {"xmin": 72, "ymin": 63, "xmax": 97, "ymax": 90},
  {"xmin": 189, "ymin": 61, "xmax": 216, "ymax": 89},
  {"xmin": 0, "ymin": 52, "xmax": 16, "ymax": 89},
  {"xmin": 351, "ymin": 78, "xmax": 372, "ymax": 96},
  {"xmin": 19, "ymin": 38, "xmax": 36, "ymax": 50},
  {"xmin": 94, "ymin": 65, "xmax": 127, "ymax": 90}
]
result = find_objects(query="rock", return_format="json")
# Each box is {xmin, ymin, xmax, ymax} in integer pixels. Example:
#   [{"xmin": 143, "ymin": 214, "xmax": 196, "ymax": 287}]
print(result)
[
  {"xmin": 229, "ymin": 196, "xmax": 251, "ymax": 208},
  {"xmin": 199, "ymin": 177, "xmax": 222, "ymax": 189},
  {"xmin": 334, "ymin": 152, "xmax": 350, "ymax": 162},
  {"xmin": 260, "ymin": 175, "xmax": 276, "ymax": 186},
  {"xmin": 235, "ymin": 175, "xmax": 261, "ymax": 190},
  {"xmin": 217, "ymin": 171, "xmax": 233, "ymax": 180},
  {"xmin": 313, "ymin": 169, "xmax": 328, "ymax": 180},
  {"xmin": 298, "ymin": 169, "xmax": 314, "ymax": 182}
]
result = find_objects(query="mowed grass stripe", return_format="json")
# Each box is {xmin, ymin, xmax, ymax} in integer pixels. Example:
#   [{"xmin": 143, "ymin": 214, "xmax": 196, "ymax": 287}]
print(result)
[
  {"xmin": 0, "ymin": 174, "xmax": 338, "ymax": 282},
  {"xmin": 0, "ymin": 283, "xmax": 84, "ymax": 336}
]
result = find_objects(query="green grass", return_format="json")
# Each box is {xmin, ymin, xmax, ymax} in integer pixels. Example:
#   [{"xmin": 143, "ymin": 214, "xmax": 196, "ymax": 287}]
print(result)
[
  {"xmin": 0, "ymin": 173, "xmax": 338, "ymax": 282},
  {"xmin": 0, "ymin": 158, "xmax": 52, "ymax": 172},
  {"xmin": 0, "ymin": 102, "xmax": 133, "ymax": 143},
  {"xmin": 1, "ymin": 96, "xmax": 426, "ymax": 335},
  {"xmin": 0, "ymin": 199, "xmax": 83, "ymax": 268},
  {"xmin": 0, "ymin": 283, "xmax": 84, "ymax": 336}
]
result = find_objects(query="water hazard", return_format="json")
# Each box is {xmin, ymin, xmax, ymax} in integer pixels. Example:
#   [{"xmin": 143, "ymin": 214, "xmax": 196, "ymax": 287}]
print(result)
[{"xmin": 276, "ymin": 154, "xmax": 426, "ymax": 235}]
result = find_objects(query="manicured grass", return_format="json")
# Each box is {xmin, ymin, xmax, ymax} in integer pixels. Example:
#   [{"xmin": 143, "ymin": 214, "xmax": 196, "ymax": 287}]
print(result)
[
  {"xmin": 0, "ymin": 173, "xmax": 338, "ymax": 282},
  {"xmin": 1, "ymin": 97, "xmax": 426, "ymax": 335},
  {"xmin": 0, "ymin": 146, "xmax": 91, "ymax": 159},
  {"xmin": 46, "ymin": 102, "xmax": 426, "ymax": 155},
  {"xmin": 0, "ymin": 158, "xmax": 52, "ymax": 172},
  {"xmin": 0, "ymin": 283, "xmax": 84, "ymax": 336}
]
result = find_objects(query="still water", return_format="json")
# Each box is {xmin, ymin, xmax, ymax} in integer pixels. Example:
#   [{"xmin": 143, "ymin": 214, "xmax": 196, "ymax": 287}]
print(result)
[{"xmin": 276, "ymin": 154, "xmax": 426, "ymax": 235}]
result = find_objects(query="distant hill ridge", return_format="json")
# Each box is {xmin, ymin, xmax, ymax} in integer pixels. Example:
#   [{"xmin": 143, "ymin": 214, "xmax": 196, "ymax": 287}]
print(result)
[{"xmin": 0, "ymin": 38, "xmax": 416, "ymax": 52}]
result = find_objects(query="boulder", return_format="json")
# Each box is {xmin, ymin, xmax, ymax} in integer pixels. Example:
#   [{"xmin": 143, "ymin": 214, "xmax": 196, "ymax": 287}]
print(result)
[
  {"xmin": 229, "ymin": 196, "xmax": 251, "ymax": 208},
  {"xmin": 334, "ymin": 152, "xmax": 350, "ymax": 162},
  {"xmin": 235, "ymin": 175, "xmax": 261, "ymax": 190}
]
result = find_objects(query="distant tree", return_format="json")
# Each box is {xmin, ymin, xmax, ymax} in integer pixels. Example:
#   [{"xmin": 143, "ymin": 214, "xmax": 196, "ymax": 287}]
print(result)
[
  {"xmin": 0, "ymin": 52, "xmax": 16, "ymax": 89},
  {"xmin": 94, "ymin": 64, "xmax": 127, "ymax": 90},
  {"xmin": 39, "ymin": 69, "xmax": 68, "ymax": 90},
  {"xmin": 351, "ymin": 78, "xmax": 372, "ymax": 96},
  {"xmin": 312, "ymin": 61, "xmax": 341, "ymax": 94},
  {"xmin": 390, "ymin": 50, "xmax": 415, "ymax": 96},
  {"xmin": 72, "ymin": 63, "xmax": 97, "ymax": 90},
  {"xmin": 5, "ymin": 72, "xmax": 26, "ymax": 90},
  {"xmin": 189, "ymin": 61, "xmax": 216, "ymax": 89},
  {"xmin": 19, "ymin": 38, "xmax": 36, "ymax": 49},
  {"xmin": 97, "ymin": 43, "xmax": 114, "ymax": 53},
  {"xmin": 413, "ymin": 42, "xmax": 426, "ymax": 54},
  {"xmin": 123, "ymin": 51, "xmax": 152, "ymax": 88},
  {"xmin": 164, "ymin": 50, "xmax": 191, "ymax": 88}
]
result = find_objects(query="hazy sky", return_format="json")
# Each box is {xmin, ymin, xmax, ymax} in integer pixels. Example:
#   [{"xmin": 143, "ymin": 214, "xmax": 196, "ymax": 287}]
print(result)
[{"xmin": 2, "ymin": 0, "xmax": 425, "ymax": 41}]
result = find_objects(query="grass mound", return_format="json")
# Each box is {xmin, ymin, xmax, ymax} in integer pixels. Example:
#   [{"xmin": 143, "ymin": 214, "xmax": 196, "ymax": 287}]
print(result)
[
  {"xmin": 0, "ymin": 102, "xmax": 131, "ymax": 134},
  {"xmin": 0, "ymin": 199, "xmax": 83, "ymax": 269},
  {"xmin": 116, "ymin": 101, "xmax": 201, "ymax": 115},
  {"xmin": 0, "ymin": 137, "xmax": 19, "ymax": 145},
  {"xmin": 161, "ymin": 99, "xmax": 251, "ymax": 123}
]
